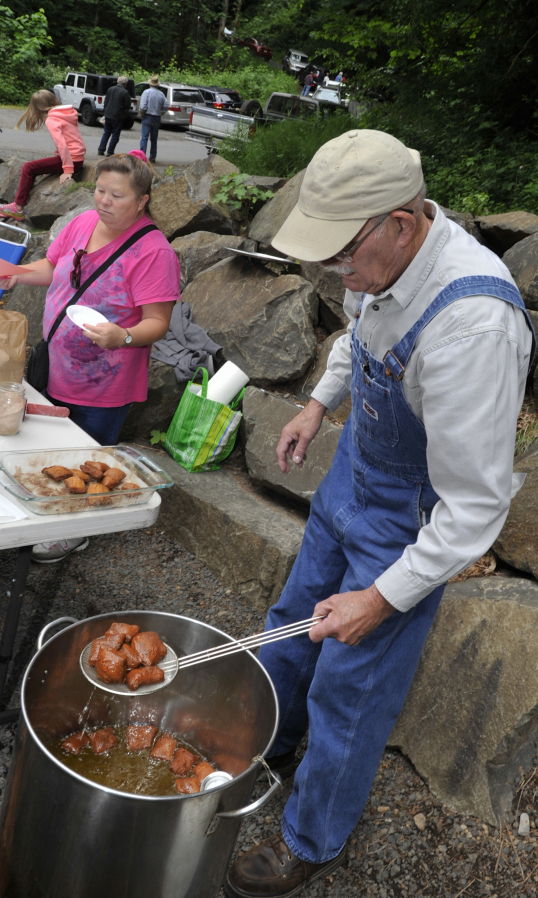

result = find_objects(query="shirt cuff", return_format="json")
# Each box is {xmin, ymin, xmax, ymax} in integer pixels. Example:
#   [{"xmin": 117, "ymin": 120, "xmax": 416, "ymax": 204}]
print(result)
[
  {"xmin": 375, "ymin": 558, "xmax": 441, "ymax": 613},
  {"xmin": 311, "ymin": 371, "xmax": 350, "ymax": 411}
]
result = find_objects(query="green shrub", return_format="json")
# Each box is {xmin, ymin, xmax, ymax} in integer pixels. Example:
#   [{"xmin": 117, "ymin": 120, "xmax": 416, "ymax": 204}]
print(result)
[
  {"xmin": 218, "ymin": 111, "xmax": 359, "ymax": 178},
  {"xmin": 128, "ymin": 60, "xmax": 298, "ymax": 108}
]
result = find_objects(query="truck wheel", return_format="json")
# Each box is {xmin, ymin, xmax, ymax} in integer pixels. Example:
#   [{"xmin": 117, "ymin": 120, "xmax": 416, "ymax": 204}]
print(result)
[
  {"xmin": 80, "ymin": 103, "xmax": 97, "ymax": 127},
  {"xmin": 122, "ymin": 118, "xmax": 134, "ymax": 130},
  {"xmin": 240, "ymin": 100, "xmax": 264, "ymax": 121}
]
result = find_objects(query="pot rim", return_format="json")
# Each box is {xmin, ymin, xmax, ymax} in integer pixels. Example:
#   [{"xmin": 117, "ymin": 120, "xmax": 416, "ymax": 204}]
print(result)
[{"xmin": 21, "ymin": 610, "xmax": 279, "ymax": 801}]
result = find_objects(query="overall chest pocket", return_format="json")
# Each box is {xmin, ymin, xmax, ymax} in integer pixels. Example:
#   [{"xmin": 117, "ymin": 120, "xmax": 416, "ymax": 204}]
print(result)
[{"xmin": 352, "ymin": 373, "xmax": 399, "ymax": 448}]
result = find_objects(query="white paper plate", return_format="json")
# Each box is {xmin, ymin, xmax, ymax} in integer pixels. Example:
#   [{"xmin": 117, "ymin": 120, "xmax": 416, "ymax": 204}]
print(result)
[{"xmin": 67, "ymin": 305, "xmax": 109, "ymax": 331}]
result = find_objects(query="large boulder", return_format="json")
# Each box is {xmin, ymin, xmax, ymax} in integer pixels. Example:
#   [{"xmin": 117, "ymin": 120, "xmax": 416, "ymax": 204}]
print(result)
[
  {"xmin": 150, "ymin": 155, "xmax": 239, "ymax": 240},
  {"xmin": 242, "ymin": 387, "xmax": 342, "ymax": 503},
  {"xmin": 171, "ymin": 232, "xmax": 256, "ymax": 286},
  {"xmin": 248, "ymin": 169, "xmax": 305, "ymax": 253},
  {"xmin": 183, "ymin": 256, "xmax": 318, "ymax": 385},
  {"xmin": 476, "ymin": 211, "xmax": 538, "ymax": 254},
  {"xmin": 299, "ymin": 261, "xmax": 347, "ymax": 332},
  {"xmin": 119, "ymin": 359, "xmax": 185, "ymax": 442},
  {"xmin": 390, "ymin": 577, "xmax": 538, "ymax": 825},
  {"xmin": 0, "ymin": 156, "xmax": 26, "ymax": 203},
  {"xmin": 439, "ymin": 206, "xmax": 484, "ymax": 244},
  {"xmin": 5, "ymin": 234, "xmax": 49, "ymax": 346},
  {"xmin": 503, "ymin": 232, "xmax": 538, "ymax": 311},
  {"xmin": 493, "ymin": 445, "xmax": 538, "ymax": 577},
  {"xmin": 26, "ymin": 179, "xmax": 95, "ymax": 230},
  {"xmin": 47, "ymin": 196, "xmax": 96, "ymax": 246},
  {"xmin": 137, "ymin": 445, "xmax": 307, "ymax": 610},
  {"xmin": 296, "ymin": 330, "xmax": 351, "ymax": 424}
]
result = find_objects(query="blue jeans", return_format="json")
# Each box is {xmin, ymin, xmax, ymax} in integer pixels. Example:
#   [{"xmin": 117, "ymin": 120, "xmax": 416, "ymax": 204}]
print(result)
[
  {"xmin": 140, "ymin": 114, "xmax": 161, "ymax": 160},
  {"xmin": 259, "ymin": 421, "xmax": 444, "ymax": 863},
  {"xmin": 301, "ymin": 85, "xmax": 311, "ymax": 96},
  {"xmin": 44, "ymin": 392, "xmax": 131, "ymax": 445},
  {"xmin": 98, "ymin": 118, "xmax": 123, "ymax": 155}
]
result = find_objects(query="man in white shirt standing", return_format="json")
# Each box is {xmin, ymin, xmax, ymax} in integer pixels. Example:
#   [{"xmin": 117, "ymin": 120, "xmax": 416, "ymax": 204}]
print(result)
[{"xmin": 224, "ymin": 130, "xmax": 535, "ymax": 898}]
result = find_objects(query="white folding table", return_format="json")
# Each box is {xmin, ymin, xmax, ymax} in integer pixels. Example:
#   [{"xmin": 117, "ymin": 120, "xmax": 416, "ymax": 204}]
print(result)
[{"xmin": 0, "ymin": 382, "xmax": 162, "ymax": 725}]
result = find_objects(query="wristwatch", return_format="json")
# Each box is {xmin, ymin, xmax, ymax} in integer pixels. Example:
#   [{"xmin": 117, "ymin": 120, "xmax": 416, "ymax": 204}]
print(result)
[{"xmin": 124, "ymin": 329, "xmax": 133, "ymax": 345}]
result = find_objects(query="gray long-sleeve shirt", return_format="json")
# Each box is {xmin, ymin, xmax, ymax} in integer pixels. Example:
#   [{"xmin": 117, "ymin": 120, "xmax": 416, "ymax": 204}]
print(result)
[
  {"xmin": 140, "ymin": 86, "xmax": 169, "ymax": 116},
  {"xmin": 310, "ymin": 202, "xmax": 533, "ymax": 612}
]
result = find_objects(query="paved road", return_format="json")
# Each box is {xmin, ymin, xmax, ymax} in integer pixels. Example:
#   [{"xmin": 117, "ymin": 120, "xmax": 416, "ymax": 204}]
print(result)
[{"xmin": 0, "ymin": 107, "xmax": 207, "ymax": 167}]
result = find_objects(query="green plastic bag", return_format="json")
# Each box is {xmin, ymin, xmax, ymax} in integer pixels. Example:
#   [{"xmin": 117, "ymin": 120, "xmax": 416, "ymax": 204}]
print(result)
[{"xmin": 164, "ymin": 367, "xmax": 244, "ymax": 472}]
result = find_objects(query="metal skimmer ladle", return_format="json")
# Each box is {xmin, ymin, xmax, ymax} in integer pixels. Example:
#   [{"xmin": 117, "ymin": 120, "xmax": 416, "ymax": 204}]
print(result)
[{"xmin": 79, "ymin": 617, "xmax": 322, "ymax": 696}]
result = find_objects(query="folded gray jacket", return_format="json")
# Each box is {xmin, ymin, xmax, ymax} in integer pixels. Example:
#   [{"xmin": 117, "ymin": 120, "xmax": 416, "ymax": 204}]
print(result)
[{"xmin": 151, "ymin": 301, "xmax": 222, "ymax": 383}]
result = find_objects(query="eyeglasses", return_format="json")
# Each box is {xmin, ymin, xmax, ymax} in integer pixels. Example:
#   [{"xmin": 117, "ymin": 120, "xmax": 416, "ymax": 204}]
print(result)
[
  {"xmin": 333, "ymin": 207, "xmax": 415, "ymax": 263},
  {"xmin": 70, "ymin": 248, "xmax": 86, "ymax": 289}
]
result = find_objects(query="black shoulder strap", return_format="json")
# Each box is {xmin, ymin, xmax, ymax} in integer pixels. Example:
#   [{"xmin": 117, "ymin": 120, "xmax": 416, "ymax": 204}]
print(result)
[{"xmin": 47, "ymin": 223, "xmax": 158, "ymax": 343}]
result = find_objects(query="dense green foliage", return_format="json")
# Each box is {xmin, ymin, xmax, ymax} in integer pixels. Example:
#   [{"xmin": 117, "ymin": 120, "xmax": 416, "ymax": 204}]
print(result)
[{"xmin": 2, "ymin": 0, "xmax": 538, "ymax": 214}]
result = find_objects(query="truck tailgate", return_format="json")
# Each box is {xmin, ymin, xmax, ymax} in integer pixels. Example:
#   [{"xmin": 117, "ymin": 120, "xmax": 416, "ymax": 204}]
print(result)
[{"xmin": 189, "ymin": 105, "xmax": 254, "ymax": 139}]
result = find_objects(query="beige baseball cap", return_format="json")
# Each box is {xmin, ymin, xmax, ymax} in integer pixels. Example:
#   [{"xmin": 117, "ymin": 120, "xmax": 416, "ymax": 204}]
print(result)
[{"xmin": 272, "ymin": 129, "xmax": 424, "ymax": 262}]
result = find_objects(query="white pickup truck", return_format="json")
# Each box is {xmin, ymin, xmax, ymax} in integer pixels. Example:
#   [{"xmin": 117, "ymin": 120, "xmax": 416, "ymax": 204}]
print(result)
[
  {"xmin": 187, "ymin": 91, "xmax": 341, "ymax": 150},
  {"xmin": 53, "ymin": 72, "xmax": 138, "ymax": 127}
]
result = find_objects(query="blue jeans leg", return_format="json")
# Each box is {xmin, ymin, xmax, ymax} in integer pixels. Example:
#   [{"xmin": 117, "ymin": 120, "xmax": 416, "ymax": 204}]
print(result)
[
  {"xmin": 106, "ymin": 119, "xmax": 123, "ymax": 154},
  {"xmin": 98, "ymin": 118, "xmax": 113, "ymax": 153},
  {"xmin": 259, "ymin": 422, "xmax": 445, "ymax": 863},
  {"xmin": 44, "ymin": 392, "xmax": 131, "ymax": 445},
  {"xmin": 140, "ymin": 115, "xmax": 160, "ymax": 159}
]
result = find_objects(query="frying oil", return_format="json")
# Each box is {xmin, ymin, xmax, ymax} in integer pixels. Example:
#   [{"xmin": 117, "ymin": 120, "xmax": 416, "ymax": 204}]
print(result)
[{"xmin": 48, "ymin": 727, "xmax": 206, "ymax": 797}]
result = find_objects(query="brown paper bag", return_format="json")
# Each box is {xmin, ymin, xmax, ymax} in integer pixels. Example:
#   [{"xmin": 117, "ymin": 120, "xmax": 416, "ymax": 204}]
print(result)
[{"xmin": 0, "ymin": 310, "xmax": 28, "ymax": 384}]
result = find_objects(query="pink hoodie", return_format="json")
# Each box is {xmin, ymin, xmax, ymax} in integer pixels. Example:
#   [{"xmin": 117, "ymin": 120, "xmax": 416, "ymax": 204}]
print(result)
[{"xmin": 45, "ymin": 106, "xmax": 86, "ymax": 174}]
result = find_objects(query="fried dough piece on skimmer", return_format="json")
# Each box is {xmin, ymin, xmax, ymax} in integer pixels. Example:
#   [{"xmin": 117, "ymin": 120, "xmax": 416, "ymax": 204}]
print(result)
[{"xmin": 131, "ymin": 631, "xmax": 167, "ymax": 666}]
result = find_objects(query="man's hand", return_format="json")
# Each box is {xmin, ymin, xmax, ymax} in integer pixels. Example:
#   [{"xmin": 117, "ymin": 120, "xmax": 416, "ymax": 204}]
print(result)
[
  {"xmin": 309, "ymin": 584, "xmax": 395, "ymax": 646},
  {"xmin": 276, "ymin": 398, "xmax": 327, "ymax": 473}
]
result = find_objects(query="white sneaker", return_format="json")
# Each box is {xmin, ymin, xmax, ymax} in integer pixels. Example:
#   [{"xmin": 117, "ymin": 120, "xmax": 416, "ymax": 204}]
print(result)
[{"xmin": 32, "ymin": 537, "xmax": 89, "ymax": 564}]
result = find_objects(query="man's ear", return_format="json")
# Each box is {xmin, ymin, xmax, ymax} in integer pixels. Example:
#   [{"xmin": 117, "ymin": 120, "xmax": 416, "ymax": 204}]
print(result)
[{"xmin": 390, "ymin": 209, "xmax": 416, "ymax": 244}]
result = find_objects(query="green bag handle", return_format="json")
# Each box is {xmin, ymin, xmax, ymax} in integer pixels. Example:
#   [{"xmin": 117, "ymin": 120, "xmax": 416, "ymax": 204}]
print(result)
[
  {"xmin": 189, "ymin": 367, "xmax": 246, "ymax": 410},
  {"xmin": 190, "ymin": 366, "xmax": 209, "ymax": 398}
]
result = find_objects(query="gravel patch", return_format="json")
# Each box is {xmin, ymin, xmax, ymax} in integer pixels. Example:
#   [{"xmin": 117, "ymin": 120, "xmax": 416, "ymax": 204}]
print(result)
[{"xmin": 1, "ymin": 525, "xmax": 537, "ymax": 897}]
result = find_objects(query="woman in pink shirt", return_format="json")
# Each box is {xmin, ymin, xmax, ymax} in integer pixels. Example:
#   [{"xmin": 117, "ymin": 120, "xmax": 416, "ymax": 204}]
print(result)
[
  {"xmin": 0, "ymin": 90, "xmax": 86, "ymax": 222},
  {"xmin": 0, "ymin": 151, "xmax": 180, "ymax": 561}
]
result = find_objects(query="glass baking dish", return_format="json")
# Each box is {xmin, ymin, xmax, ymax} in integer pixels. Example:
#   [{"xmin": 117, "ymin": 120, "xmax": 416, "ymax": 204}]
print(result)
[{"xmin": 0, "ymin": 445, "xmax": 173, "ymax": 515}]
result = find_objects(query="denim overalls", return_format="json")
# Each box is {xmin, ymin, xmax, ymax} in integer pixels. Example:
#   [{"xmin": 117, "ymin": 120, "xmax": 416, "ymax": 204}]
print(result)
[{"xmin": 258, "ymin": 277, "xmax": 534, "ymax": 864}]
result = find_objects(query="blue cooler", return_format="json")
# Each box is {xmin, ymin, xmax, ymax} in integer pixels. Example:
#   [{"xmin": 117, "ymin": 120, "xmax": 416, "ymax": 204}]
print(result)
[{"xmin": 0, "ymin": 222, "xmax": 30, "ymax": 300}]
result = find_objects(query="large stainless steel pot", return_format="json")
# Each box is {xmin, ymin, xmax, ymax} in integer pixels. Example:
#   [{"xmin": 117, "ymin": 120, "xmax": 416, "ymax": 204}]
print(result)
[{"xmin": 0, "ymin": 611, "xmax": 280, "ymax": 898}]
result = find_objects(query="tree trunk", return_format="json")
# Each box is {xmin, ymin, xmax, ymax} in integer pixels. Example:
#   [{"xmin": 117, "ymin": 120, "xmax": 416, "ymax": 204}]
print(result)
[
  {"xmin": 232, "ymin": 0, "xmax": 242, "ymax": 34},
  {"xmin": 217, "ymin": 0, "xmax": 230, "ymax": 42},
  {"xmin": 87, "ymin": 2, "xmax": 99, "ymax": 58}
]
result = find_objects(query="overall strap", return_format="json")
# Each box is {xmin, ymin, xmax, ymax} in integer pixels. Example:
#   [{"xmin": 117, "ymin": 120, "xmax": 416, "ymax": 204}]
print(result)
[
  {"xmin": 47, "ymin": 223, "xmax": 158, "ymax": 344},
  {"xmin": 383, "ymin": 276, "xmax": 536, "ymax": 379}
]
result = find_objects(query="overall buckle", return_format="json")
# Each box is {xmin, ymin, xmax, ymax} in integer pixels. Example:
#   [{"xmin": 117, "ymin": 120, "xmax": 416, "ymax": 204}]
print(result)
[{"xmin": 383, "ymin": 350, "xmax": 406, "ymax": 381}]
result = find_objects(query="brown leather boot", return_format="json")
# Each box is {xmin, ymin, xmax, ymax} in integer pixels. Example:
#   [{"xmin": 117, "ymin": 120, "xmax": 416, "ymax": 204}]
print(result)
[{"xmin": 224, "ymin": 833, "xmax": 346, "ymax": 897}]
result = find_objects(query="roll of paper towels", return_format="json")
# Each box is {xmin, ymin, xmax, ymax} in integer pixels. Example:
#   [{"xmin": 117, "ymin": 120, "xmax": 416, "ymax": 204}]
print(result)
[{"xmin": 206, "ymin": 362, "xmax": 249, "ymax": 405}]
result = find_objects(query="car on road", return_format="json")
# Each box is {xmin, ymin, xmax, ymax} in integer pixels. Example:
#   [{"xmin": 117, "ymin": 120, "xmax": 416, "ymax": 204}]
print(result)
[
  {"xmin": 236, "ymin": 37, "xmax": 273, "ymax": 60},
  {"xmin": 134, "ymin": 81, "xmax": 204, "ymax": 128},
  {"xmin": 281, "ymin": 49, "xmax": 309, "ymax": 76},
  {"xmin": 54, "ymin": 73, "xmax": 138, "ymax": 127},
  {"xmin": 191, "ymin": 85, "xmax": 243, "ymax": 111},
  {"xmin": 311, "ymin": 82, "xmax": 349, "ymax": 107},
  {"xmin": 188, "ymin": 91, "xmax": 344, "ymax": 147}
]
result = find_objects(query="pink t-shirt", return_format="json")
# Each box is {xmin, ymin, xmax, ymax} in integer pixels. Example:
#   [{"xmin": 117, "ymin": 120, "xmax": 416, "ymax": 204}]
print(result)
[{"xmin": 45, "ymin": 211, "xmax": 180, "ymax": 407}]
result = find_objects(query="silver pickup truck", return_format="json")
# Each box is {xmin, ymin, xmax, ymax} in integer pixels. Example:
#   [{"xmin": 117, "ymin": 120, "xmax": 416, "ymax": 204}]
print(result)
[{"xmin": 187, "ymin": 92, "xmax": 339, "ymax": 150}]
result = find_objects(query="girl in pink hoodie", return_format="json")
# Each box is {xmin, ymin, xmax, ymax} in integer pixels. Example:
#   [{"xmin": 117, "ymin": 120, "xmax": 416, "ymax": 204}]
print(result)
[{"xmin": 0, "ymin": 90, "xmax": 86, "ymax": 222}]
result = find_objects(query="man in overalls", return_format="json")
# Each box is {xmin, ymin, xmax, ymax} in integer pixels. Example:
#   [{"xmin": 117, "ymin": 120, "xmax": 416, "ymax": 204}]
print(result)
[{"xmin": 225, "ymin": 130, "xmax": 534, "ymax": 898}]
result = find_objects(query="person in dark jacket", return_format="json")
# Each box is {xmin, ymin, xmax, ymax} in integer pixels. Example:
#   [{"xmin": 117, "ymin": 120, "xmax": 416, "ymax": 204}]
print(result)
[{"xmin": 97, "ymin": 76, "xmax": 132, "ymax": 157}]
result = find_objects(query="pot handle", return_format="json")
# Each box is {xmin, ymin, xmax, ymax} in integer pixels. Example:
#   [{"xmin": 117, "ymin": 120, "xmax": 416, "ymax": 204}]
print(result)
[
  {"xmin": 206, "ymin": 770, "xmax": 281, "ymax": 836},
  {"xmin": 37, "ymin": 617, "xmax": 78, "ymax": 651}
]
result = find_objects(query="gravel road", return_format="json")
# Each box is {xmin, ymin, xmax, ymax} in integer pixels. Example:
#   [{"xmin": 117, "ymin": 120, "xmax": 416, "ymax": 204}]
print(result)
[
  {"xmin": 0, "ymin": 106, "xmax": 207, "ymax": 167},
  {"xmin": 1, "ymin": 525, "xmax": 537, "ymax": 898}
]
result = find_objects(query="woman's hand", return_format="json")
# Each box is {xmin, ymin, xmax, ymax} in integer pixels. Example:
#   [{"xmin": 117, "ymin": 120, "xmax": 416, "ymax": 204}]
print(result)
[
  {"xmin": 0, "ymin": 276, "xmax": 18, "ymax": 290},
  {"xmin": 83, "ymin": 322, "xmax": 127, "ymax": 349},
  {"xmin": 59, "ymin": 173, "xmax": 73, "ymax": 185}
]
